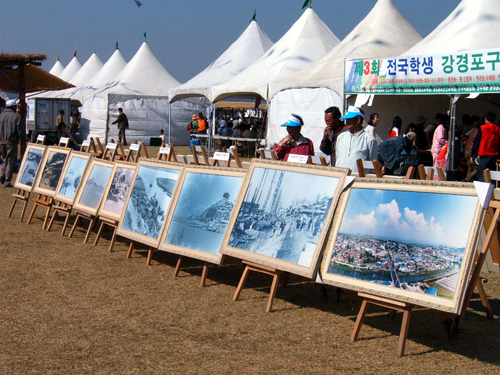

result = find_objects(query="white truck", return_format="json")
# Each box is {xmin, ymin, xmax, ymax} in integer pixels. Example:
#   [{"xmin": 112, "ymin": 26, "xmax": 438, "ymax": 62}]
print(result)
[{"xmin": 26, "ymin": 98, "xmax": 71, "ymax": 143}]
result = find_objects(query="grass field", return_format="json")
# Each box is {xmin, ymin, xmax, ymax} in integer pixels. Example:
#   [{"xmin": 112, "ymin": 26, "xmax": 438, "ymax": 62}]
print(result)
[{"xmin": 1, "ymin": 155, "xmax": 500, "ymax": 374}]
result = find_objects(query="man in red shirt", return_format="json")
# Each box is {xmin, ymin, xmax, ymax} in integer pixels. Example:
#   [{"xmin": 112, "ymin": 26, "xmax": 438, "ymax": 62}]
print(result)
[
  {"xmin": 273, "ymin": 114, "xmax": 314, "ymax": 161},
  {"xmin": 471, "ymin": 112, "xmax": 500, "ymax": 182}
]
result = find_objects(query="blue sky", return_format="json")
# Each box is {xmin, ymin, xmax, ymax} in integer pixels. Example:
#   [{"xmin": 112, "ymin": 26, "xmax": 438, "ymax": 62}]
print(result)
[
  {"xmin": 0, "ymin": 1, "xmax": 460, "ymax": 83},
  {"xmin": 339, "ymin": 188, "xmax": 479, "ymax": 248}
]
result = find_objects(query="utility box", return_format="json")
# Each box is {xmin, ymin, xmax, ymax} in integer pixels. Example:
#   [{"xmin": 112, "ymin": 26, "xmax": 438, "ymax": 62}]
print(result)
[{"xmin": 26, "ymin": 98, "xmax": 71, "ymax": 142}]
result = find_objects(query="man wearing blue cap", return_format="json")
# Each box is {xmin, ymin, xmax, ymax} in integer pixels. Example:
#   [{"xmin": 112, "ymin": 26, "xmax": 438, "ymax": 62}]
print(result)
[
  {"xmin": 335, "ymin": 106, "xmax": 377, "ymax": 172},
  {"xmin": 273, "ymin": 113, "xmax": 314, "ymax": 161}
]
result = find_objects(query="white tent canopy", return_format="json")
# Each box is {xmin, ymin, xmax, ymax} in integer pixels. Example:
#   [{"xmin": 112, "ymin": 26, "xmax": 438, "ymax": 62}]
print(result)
[
  {"xmin": 81, "ymin": 42, "xmax": 203, "ymax": 145},
  {"xmin": 48, "ymin": 59, "xmax": 64, "ymax": 78},
  {"xmin": 267, "ymin": 0, "xmax": 422, "ymax": 147},
  {"xmin": 169, "ymin": 20, "xmax": 273, "ymax": 103},
  {"xmin": 211, "ymin": 8, "xmax": 340, "ymax": 102},
  {"xmin": 58, "ymin": 55, "xmax": 82, "ymax": 82},
  {"xmin": 405, "ymin": 0, "xmax": 500, "ymax": 55}
]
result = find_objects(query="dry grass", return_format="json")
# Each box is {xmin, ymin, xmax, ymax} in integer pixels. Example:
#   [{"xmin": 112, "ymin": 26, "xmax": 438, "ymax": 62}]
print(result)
[{"xmin": 1, "ymin": 164, "xmax": 500, "ymax": 374}]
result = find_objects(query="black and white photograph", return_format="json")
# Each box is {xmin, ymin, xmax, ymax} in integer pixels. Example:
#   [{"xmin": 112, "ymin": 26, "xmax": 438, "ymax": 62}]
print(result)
[
  {"xmin": 222, "ymin": 161, "xmax": 347, "ymax": 278},
  {"xmin": 160, "ymin": 169, "xmax": 245, "ymax": 264},
  {"xmin": 33, "ymin": 147, "xmax": 71, "ymax": 197},
  {"xmin": 99, "ymin": 163, "xmax": 137, "ymax": 220},
  {"xmin": 320, "ymin": 179, "xmax": 483, "ymax": 314},
  {"xmin": 55, "ymin": 152, "xmax": 91, "ymax": 205},
  {"xmin": 15, "ymin": 144, "xmax": 45, "ymax": 191},
  {"xmin": 74, "ymin": 161, "xmax": 114, "ymax": 213},
  {"xmin": 118, "ymin": 161, "xmax": 183, "ymax": 246}
]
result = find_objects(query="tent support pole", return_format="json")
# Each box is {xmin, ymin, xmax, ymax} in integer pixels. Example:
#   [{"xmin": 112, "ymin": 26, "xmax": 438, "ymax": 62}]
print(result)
[
  {"xmin": 167, "ymin": 101, "xmax": 171, "ymax": 145},
  {"xmin": 447, "ymin": 94, "xmax": 461, "ymax": 179},
  {"xmin": 105, "ymin": 94, "xmax": 110, "ymax": 144}
]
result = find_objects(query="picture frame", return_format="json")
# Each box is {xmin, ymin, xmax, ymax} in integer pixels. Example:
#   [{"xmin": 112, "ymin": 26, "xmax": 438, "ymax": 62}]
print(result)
[
  {"xmin": 116, "ymin": 159, "xmax": 184, "ymax": 248},
  {"xmin": 32, "ymin": 146, "xmax": 72, "ymax": 197},
  {"xmin": 72, "ymin": 159, "xmax": 115, "ymax": 216},
  {"xmin": 320, "ymin": 178, "xmax": 484, "ymax": 314},
  {"xmin": 97, "ymin": 161, "xmax": 138, "ymax": 221},
  {"xmin": 54, "ymin": 151, "xmax": 92, "ymax": 205},
  {"xmin": 221, "ymin": 159, "xmax": 348, "ymax": 279},
  {"xmin": 158, "ymin": 166, "xmax": 246, "ymax": 265},
  {"xmin": 14, "ymin": 143, "xmax": 46, "ymax": 192}
]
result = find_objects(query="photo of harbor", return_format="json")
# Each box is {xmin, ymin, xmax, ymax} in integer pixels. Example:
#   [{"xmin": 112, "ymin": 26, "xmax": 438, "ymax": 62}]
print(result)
[
  {"xmin": 228, "ymin": 167, "xmax": 340, "ymax": 267},
  {"xmin": 327, "ymin": 188, "xmax": 479, "ymax": 299}
]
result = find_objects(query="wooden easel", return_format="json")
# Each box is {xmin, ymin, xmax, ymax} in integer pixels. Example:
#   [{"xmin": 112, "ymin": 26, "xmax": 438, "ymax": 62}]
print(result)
[
  {"xmin": 94, "ymin": 216, "xmax": 120, "ymax": 252},
  {"xmin": 125, "ymin": 141, "xmax": 148, "ymax": 162},
  {"xmin": 46, "ymin": 201, "xmax": 73, "ymax": 236},
  {"xmin": 68, "ymin": 210, "xmax": 97, "ymax": 243},
  {"xmin": 79, "ymin": 139, "xmax": 92, "ymax": 153},
  {"xmin": 88, "ymin": 137, "xmax": 104, "ymax": 158},
  {"xmin": 351, "ymin": 293, "xmax": 413, "ymax": 357},
  {"xmin": 228, "ymin": 146, "xmax": 244, "ymax": 168},
  {"xmin": 26, "ymin": 194, "xmax": 53, "ymax": 229},
  {"xmin": 126, "ymin": 240, "xmax": 155, "ymax": 265},
  {"xmin": 191, "ymin": 145, "xmax": 210, "ymax": 165},
  {"xmin": 157, "ymin": 143, "xmax": 179, "ymax": 162},
  {"xmin": 356, "ymin": 159, "xmax": 383, "ymax": 178},
  {"xmin": 233, "ymin": 261, "xmax": 283, "ymax": 312},
  {"xmin": 259, "ymin": 148, "xmax": 279, "ymax": 160},
  {"xmin": 102, "ymin": 141, "xmax": 119, "ymax": 161},
  {"xmin": 418, "ymin": 165, "xmax": 446, "ymax": 181},
  {"xmin": 173, "ymin": 256, "xmax": 212, "ymax": 287}
]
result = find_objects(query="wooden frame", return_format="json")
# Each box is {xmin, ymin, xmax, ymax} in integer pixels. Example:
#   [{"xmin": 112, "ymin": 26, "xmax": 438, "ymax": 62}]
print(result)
[
  {"xmin": 320, "ymin": 178, "xmax": 484, "ymax": 314},
  {"xmin": 32, "ymin": 146, "xmax": 72, "ymax": 197},
  {"xmin": 14, "ymin": 143, "xmax": 46, "ymax": 191},
  {"xmin": 116, "ymin": 159, "xmax": 184, "ymax": 248},
  {"xmin": 97, "ymin": 161, "xmax": 138, "ymax": 222},
  {"xmin": 158, "ymin": 165, "xmax": 246, "ymax": 265},
  {"xmin": 221, "ymin": 159, "xmax": 349, "ymax": 279},
  {"xmin": 72, "ymin": 159, "xmax": 115, "ymax": 216},
  {"xmin": 53, "ymin": 151, "xmax": 92, "ymax": 205}
]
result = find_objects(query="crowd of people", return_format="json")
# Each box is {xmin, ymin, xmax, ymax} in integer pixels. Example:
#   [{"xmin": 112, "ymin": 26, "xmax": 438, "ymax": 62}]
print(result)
[{"xmin": 269, "ymin": 106, "xmax": 499, "ymax": 182}]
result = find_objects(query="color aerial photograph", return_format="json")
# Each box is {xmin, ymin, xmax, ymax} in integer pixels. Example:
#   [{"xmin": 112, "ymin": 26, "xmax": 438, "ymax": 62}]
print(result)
[{"xmin": 327, "ymin": 188, "xmax": 478, "ymax": 299}]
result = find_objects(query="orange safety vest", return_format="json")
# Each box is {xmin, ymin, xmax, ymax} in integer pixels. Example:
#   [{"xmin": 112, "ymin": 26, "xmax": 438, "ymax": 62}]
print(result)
[{"xmin": 198, "ymin": 119, "xmax": 207, "ymax": 132}]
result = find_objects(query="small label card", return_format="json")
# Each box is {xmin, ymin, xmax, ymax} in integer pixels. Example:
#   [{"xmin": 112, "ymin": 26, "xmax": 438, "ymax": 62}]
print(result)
[
  {"xmin": 287, "ymin": 154, "xmax": 309, "ymax": 164},
  {"xmin": 59, "ymin": 137, "xmax": 69, "ymax": 144},
  {"xmin": 129, "ymin": 143, "xmax": 140, "ymax": 151},
  {"xmin": 36, "ymin": 134, "xmax": 46, "ymax": 143},
  {"xmin": 213, "ymin": 151, "xmax": 230, "ymax": 161},
  {"xmin": 159, "ymin": 146, "xmax": 171, "ymax": 154},
  {"xmin": 106, "ymin": 142, "xmax": 118, "ymax": 150},
  {"xmin": 81, "ymin": 140, "xmax": 91, "ymax": 147}
]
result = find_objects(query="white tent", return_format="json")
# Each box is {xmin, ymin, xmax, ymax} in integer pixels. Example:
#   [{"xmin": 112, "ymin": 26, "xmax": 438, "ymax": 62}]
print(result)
[
  {"xmin": 211, "ymin": 8, "xmax": 340, "ymax": 103},
  {"xmin": 48, "ymin": 58, "xmax": 64, "ymax": 78},
  {"xmin": 58, "ymin": 55, "xmax": 82, "ymax": 82},
  {"xmin": 169, "ymin": 20, "xmax": 273, "ymax": 103},
  {"xmin": 81, "ymin": 42, "xmax": 203, "ymax": 145},
  {"xmin": 366, "ymin": 0, "xmax": 500, "ymax": 139},
  {"xmin": 267, "ymin": 0, "xmax": 422, "ymax": 147}
]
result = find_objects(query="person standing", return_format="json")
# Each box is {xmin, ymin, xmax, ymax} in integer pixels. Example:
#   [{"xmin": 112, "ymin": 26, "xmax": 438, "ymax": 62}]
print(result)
[
  {"xmin": 320, "ymin": 106, "xmax": 346, "ymax": 165},
  {"xmin": 0, "ymin": 99, "xmax": 25, "ymax": 187},
  {"xmin": 471, "ymin": 112, "xmax": 500, "ymax": 182},
  {"xmin": 273, "ymin": 114, "xmax": 314, "ymax": 161},
  {"xmin": 112, "ymin": 107, "xmax": 129, "ymax": 146},
  {"xmin": 197, "ymin": 112, "xmax": 208, "ymax": 135},
  {"xmin": 335, "ymin": 106, "xmax": 377, "ymax": 173},
  {"xmin": 365, "ymin": 113, "xmax": 379, "ymax": 139},
  {"xmin": 431, "ymin": 113, "xmax": 449, "ymax": 167},
  {"xmin": 388, "ymin": 116, "xmax": 402, "ymax": 138},
  {"xmin": 56, "ymin": 109, "xmax": 65, "ymax": 129}
]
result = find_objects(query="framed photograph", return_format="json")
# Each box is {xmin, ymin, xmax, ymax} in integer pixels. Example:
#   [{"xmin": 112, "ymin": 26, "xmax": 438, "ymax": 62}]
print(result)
[
  {"xmin": 97, "ymin": 161, "xmax": 137, "ymax": 221},
  {"xmin": 72, "ymin": 159, "xmax": 115, "ymax": 216},
  {"xmin": 117, "ymin": 159, "xmax": 184, "ymax": 248},
  {"xmin": 32, "ymin": 146, "xmax": 72, "ymax": 197},
  {"xmin": 54, "ymin": 151, "xmax": 92, "ymax": 205},
  {"xmin": 159, "ymin": 166, "xmax": 246, "ymax": 265},
  {"xmin": 14, "ymin": 143, "xmax": 46, "ymax": 192},
  {"xmin": 221, "ymin": 159, "xmax": 348, "ymax": 279},
  {"xmin": 320, "ymin": 178, "xmax": 484, "ymax": 314}
]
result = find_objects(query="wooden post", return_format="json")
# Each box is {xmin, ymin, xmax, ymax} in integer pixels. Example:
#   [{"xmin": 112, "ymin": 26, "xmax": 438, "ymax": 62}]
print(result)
[{"xmin": 8, "ymin": 189, "xmax": 31, "ymax": 222}]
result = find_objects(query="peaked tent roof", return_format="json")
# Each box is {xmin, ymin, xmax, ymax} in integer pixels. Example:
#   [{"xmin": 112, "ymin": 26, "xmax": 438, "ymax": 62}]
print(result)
[
  {"xmin": 94, "ymin": 42, "xmax": 180, "ymax": 99},
  {"xmin": 58, "ymin": 55, "xmax": 82, "ymax": 82},
  {"xmin": 405, "ymin": 0, "xmax": 500, "ymax": 55},
  {"xmin": 211, "ymin": 8, "xmax": 340, "ymax": 102},
  {"xmin": 49, "ymin": 59, "xmax": 64, "ymax": 77},
  {"xmin": 80, "ymin": 48, "xmax": 128, "ymax": 102},
  {"xmin": 269, "ymin": 0, "xmax": 422, "ymax": 97},
  {"xmin": 169, "ymin": 20, "xmax": 273, "ymax": 103}
]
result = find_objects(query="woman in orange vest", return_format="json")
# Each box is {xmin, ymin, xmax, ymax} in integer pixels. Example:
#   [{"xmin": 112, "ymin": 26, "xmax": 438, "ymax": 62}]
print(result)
[{"xmin": 197, "ymin": 112, "xmax": 208, "ymax": 134}]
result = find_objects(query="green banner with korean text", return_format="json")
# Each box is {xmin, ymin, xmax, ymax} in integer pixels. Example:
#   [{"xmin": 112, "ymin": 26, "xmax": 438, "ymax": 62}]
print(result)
[{"xmin": 344, "ymin": 47, "xmax": 500, "ymax": 95}]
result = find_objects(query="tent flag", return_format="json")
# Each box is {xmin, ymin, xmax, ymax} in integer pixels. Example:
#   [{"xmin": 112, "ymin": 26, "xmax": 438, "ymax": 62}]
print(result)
[
  {"xmin": 73, "ymin": 48, "xmax": 77, "ymax": 57},
  {"xmin": 254, "ymin": 95, "xmax": 261, "ymax": 109},
  {"xmin": 251, "ymin": 9, "xmax": 256, "ymax": 22},
  {"xmin": 134, "ymin": 0, "xmax": 142, "ymax": 7},
  {"xmin": 302, "ymin": 0, "xmax": 312, "ymax": 9},
  {"xmin": 143, "ymin": 31, "xmax": 147, "ymax": 40},
  {"xmin": 115, "ymin": 42, "xmax": 119, "ymax": 50}
]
